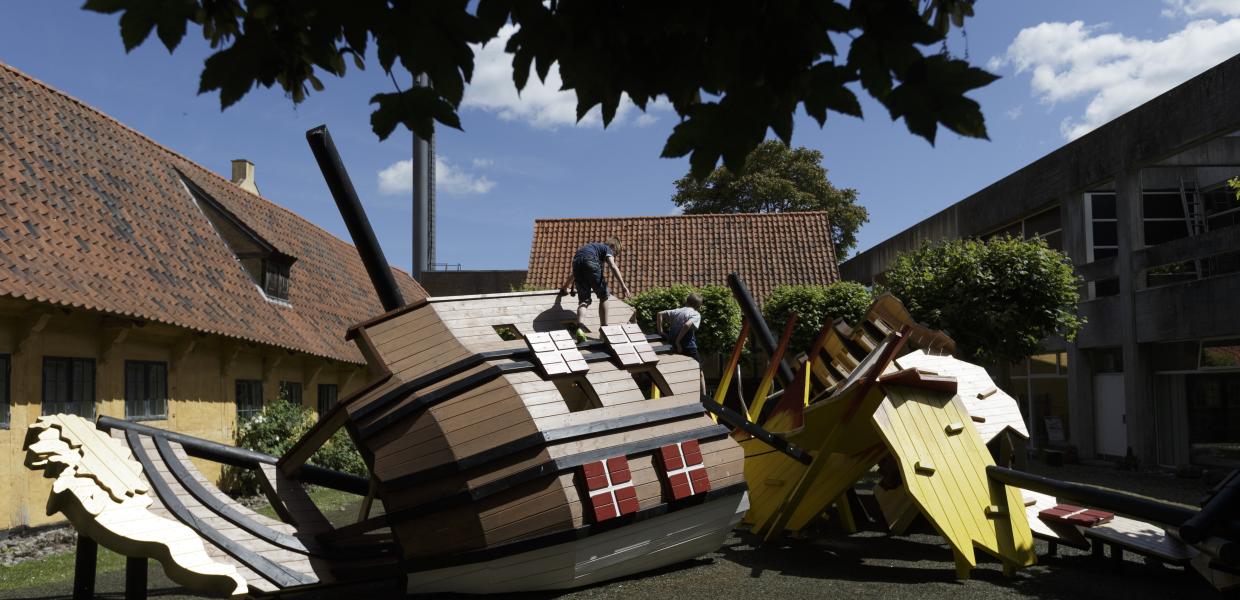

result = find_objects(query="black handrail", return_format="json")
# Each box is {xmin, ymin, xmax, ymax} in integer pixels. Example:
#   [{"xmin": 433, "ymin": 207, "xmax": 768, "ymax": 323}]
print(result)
[{"xmin": 98, "ymin": 416, "xmax": 369, "ymax": 495}]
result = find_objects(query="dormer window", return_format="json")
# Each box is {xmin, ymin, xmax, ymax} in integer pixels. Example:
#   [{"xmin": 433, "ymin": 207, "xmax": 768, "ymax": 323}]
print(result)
[
  {"xmin": 179, "ymin": 171, "xmax": 297, "ymax": 304},
  {"xmin": 263, "ymin": 259, "xmax": 291, "ymax": 300}
]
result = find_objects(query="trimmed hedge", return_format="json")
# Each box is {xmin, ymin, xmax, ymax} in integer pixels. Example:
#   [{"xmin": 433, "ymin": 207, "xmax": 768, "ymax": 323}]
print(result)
[
  {"xmin": 626, "ymin": 285, "xmax": 741, "ymax": 355},
  {"xmin": 763, "ymin": 282, "xmax": 873, "ymax": 352}
]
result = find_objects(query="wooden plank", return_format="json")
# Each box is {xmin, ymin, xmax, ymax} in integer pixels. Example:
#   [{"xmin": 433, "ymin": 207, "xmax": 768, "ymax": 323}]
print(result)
[{"xmin": 367, "ymin": 307, "xmax": 440, "ymax": 346}]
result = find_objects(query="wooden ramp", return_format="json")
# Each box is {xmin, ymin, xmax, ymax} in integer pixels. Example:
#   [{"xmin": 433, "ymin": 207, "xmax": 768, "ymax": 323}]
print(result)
[{"xmin": 100, "ymin": 420, "xmax": 402, "ymax": 596}]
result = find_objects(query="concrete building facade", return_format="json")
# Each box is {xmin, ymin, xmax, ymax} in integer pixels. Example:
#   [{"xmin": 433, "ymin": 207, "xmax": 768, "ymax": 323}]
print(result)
[{"xmin": 841, "ymin": 54, "xmax": 1240, "ymax": 469}]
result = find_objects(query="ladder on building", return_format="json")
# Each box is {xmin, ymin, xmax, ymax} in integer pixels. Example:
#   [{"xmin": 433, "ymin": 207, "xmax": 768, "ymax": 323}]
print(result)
[{"xmin": 1178, "ymin": 177, "xmax": 1205, "ymax": 278}]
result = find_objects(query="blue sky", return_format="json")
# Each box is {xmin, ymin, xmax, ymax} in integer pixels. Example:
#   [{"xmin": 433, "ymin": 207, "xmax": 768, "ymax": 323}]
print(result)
[{"xmin": 3, "ymin": 1, "xmax": 1240, "ymax": 271}]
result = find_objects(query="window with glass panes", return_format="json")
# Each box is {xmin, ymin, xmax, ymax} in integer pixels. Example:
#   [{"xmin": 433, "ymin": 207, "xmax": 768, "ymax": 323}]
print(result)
[
  {"xmin": 0, "ymin": 354, "xmax": 9, "ymax": 428},
  {"xmin": 43, "ymin": 357, "xmax": 96, "ymax": 417},
  {"xmin": 125, "ymin": 361, "xmax": 168, "ymax": 420},
  {"xmin": 317, "ymin": 384, "xmax": 338, "ymax": 416},
  {"xmin": 236, "ymin": 379, "xmax": 263, "ymax": 421},
  {"xmin": 1085, "ymin": 192, "xmax": 1120, "ymax": 297},
  {"xmin": 263, "ymin": 260, "xmax": 290, "ymax": 300},
  {"xmin": 279, "ymin": 380, "xmax": 302, "ymax": 405}
]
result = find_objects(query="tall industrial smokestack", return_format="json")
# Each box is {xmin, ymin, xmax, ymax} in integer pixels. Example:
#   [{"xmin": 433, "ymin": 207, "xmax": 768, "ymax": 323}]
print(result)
[
  {"xmin": 411, "ymin": 74, "xmax": 434, "ymax": 280},
  {"xmin": 306, "ymin": 125, "xmax": 405, "ymax": 312}
]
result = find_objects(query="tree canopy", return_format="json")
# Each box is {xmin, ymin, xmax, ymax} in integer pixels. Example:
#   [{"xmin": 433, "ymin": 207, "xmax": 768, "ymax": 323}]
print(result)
[
  {"xmin": 84, "ymin": 0, "xmax": 996, "ymax": 178},
  {"xmin": 880, "ymin": 236, "xmax": 1084, "ymax": 368},
  {"xmin": 671, "ymin": 141, "xmax": 869, "ymax": 256}
]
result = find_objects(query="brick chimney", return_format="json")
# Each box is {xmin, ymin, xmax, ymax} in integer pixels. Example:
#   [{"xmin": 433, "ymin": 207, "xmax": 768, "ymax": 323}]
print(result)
[{"xmin": 230, "ymin": 159, "xmax": 259, "ymax": 195}]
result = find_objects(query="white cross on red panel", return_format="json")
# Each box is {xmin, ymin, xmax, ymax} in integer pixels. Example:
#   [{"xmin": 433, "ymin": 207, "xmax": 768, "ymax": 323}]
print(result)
[
  {"xmin": 525, "ymin": 330, "xmax": 589, "ymax": 376},
  {"xmin": 601, "ymin": 323, "xmax": 659, "ymax": 366},
  {"xmin": 580, "ymin": 456, "xmax": 640, "ymax": 522},
  {"xmin": 657, "ymin": 440, "xmax": 711, "ymax": 500}
]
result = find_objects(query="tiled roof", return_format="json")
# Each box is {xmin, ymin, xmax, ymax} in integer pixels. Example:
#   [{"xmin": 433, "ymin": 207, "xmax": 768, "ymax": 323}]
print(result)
[
  {"xmin": 526, "ymin": 212, "xmax": 839, "ymax": 305},
  {"xmin": 0, "ymin": 62, "xmax": 426, "ymax": 364}
]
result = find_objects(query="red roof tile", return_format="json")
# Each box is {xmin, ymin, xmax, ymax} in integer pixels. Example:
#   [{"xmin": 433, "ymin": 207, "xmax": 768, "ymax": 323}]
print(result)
[
  {"xmin": 0, "ymin": 62, "xmax": 426, "ymax": 364},
  {"xmin": 526, "ymin": 212, "xmax": 839, "ymax": 305}
]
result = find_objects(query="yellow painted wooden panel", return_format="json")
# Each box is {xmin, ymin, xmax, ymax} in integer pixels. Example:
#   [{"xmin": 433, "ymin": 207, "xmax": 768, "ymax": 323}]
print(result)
[{"xmin": 871, "ymin": 386, "xmax": 1035, "ymax": 572}]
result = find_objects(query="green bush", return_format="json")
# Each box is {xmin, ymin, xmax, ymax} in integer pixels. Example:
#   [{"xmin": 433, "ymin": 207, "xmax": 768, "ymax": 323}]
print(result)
[
  {"xmin": 223, "ymin": 397, "xmax": 367, "ymax": 496},
  {"xmin": 763, "ymin": 282, "xmax": 873, "ymax": 352},
  {"xmin": 314, "ymin": 429, "xmax": 367, "ymax": 477},
  {"xmin": 627, "ymin": 284, "xmax": 741, "ymax": 355}
]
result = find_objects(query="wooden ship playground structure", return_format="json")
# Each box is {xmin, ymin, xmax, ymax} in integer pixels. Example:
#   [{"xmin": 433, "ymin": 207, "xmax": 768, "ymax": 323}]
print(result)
[{"xmin": 20, "ymin": 126, "xmax": 1240, "ymax": 598}]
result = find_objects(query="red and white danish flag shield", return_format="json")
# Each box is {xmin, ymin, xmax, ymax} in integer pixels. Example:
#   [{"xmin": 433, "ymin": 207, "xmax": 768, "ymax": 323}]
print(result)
[
  {"xmin": 580, "ymin": 456, "xmax": 640, "ymax": 522},
  {"xmin": 658, "ymin": 440, "xmax": 711, "ymax": 500}
]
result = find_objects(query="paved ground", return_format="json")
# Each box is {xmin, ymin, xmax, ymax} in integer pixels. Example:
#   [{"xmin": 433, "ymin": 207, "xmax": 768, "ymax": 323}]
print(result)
[{"xmin": 1, "ymin": 463, "xmax": 1228, "ymax": 599}]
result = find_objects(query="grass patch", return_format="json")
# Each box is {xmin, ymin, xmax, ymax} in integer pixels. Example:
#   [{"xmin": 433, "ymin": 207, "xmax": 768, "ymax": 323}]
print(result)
[
  {"xmin": 251, "ymin": 486, "xmax": 361, "ymax": 522},
  {"xmin": 0, "ymin": 544, "xmax": 126, "ymax": 591},
  {"xmin": 0, "ymin": 488, "xmax": 364, "ymax": 593}
]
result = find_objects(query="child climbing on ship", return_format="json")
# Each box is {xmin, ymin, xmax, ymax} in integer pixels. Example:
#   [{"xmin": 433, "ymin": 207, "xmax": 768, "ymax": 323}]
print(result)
[
  {"xmin": 657, "ymin": 293, "xmax": 703, "ymax": 361},
  {"xmin": 559, "ymin": 237, "xmax": 631, "ymax": 340}
]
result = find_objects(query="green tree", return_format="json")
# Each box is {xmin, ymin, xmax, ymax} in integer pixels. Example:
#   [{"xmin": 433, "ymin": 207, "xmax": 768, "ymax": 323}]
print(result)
[
  {"xmin": 627, "ymin": 285, "xmax": 741, "ymax": 355},
  {"xmin": 764, "ymin": 282, "xmax": 873, "ymax": 351},
  {"xmin": 671, "ymin": 141, "xmax": 869, "ymax": 256},
  {"xmin": 880, "ymin": 236, "xmax": 1083, "ymax": 382},
  {"xmin": 85, "ymin": 0, "xmax": 995, "ymax": 178}
]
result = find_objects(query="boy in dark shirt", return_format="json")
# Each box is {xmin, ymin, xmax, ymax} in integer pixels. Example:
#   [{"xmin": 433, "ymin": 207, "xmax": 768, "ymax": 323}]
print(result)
[{"xmin": 559, "ymin": 237, "xmax": 631, "ymax": 338}]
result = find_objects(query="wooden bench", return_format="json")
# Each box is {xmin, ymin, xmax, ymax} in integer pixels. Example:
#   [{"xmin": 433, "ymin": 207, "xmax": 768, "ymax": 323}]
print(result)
[{"xmin": 1082, "ymin": 515, "xmax": 1198, "ymax": 567}]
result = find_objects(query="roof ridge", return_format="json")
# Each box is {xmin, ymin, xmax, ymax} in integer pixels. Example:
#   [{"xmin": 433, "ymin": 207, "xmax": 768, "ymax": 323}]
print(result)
[
  {"xmin": 0, "ymin": 60, "xmax": 402, "ymax": 276},
  {"xmin": 534, "ymin": 211, "xmax": 830, "ymax": 223}
]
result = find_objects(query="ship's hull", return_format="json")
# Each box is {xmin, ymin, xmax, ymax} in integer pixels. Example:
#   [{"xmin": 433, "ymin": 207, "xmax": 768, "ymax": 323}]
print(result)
[{"xmin": 407, "ymin": 491, "xmax": 749, "ymax": 594}]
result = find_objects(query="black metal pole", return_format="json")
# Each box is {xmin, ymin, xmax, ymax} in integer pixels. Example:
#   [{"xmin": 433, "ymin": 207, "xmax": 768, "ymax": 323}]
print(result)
[
  {"xmin": 699, "ymin": 394, "xmax": 812, "ymax": 465},
  {"xmin": 73, "ymin": 534, "xmax": 96, "ymax": 600},
  {"xmin": 411, "ymin": 74, "xmax": 431, "ymax": 280},
  {"xmin": 306, "ymin": 125, "xmax": 406, "ymax": 312},
  {"xmin": 1181, "ymin": 470, "xmax": 1240, "ymax": 544},
  {"xmin": 125, "ymin": 557, "xmax": 147, "ymax": 600},
  {"xmin": 727, "ymin": 273, "xmax": 795, "ymax": 387}
]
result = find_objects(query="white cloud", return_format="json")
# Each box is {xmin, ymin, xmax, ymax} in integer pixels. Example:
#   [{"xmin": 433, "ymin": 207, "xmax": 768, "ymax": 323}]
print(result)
[
  {"xmin": 462, "ymin": 24, "xmax": 668, "ymax": 129},
  {"xmin": 1162, "ymin": 0, "xmax": 1240, "ymax": 17},
  {"xmin": 992, "ymin": 15, "xmax": 1240, "ymax": 140},
  {"xmin": 471, "ymin": 158, "xmax": 493, "ymax": 169},
  {"xmin": 378, "ymin": 156, "xmax": 496, "ymax": 196},
  {"xmin": 1006, "ymin": 105, "xmax": 1023, "ymax": 120}
]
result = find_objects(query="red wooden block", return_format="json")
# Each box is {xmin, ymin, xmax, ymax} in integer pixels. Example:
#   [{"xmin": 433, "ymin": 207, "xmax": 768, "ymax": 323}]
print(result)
[
  {"xmin": 582, "ymin": 461, "xmax": 606, "ymax": 481},
  {"xmin": 606, "ymin": 456, "xmax": 629, "ymax": 474},
  {"xmin": 659, "ymin": 445, "xmax": 684, "ymax": 470},
  {"xmin": 609, "ymin": 467, "xmax": 631, "ymax": 485},
  {"xmin": 615, "ymin": 486, "xmax": 640, "ymax": 515},
  {"xmin": 689, "ymin": 468, "xmax": 711, "ymax": 493},
  {"xmin": 1082, "ymin": 509, "xmax": 1115, "ymax": 525},
  {"xmin": 591, "ymin": 495, "xmax": 618, "ymax": 521},
  {"xmin": 682, "ymin": 440, "xmax": 703, "ymax": 465},
  {"xmin": 668, "ymin": 474, "xmax": 692, "ymax": 500}
]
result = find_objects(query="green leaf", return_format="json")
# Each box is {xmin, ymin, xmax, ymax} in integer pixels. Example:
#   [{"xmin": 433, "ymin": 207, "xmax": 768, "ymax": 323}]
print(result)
[
  {"xmin": 117, "ymin": 1, "xmax": 159, "ymax": 51},
  {"xmin": 369, "ymin": 87, "xmax": 463, "ymax": 141}
]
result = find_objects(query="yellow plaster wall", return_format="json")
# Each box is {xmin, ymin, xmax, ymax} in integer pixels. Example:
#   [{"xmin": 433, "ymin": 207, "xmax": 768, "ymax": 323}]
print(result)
[{"xmin": 0, "ymin": 310, "xmax": 368, "ymax": 532}]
